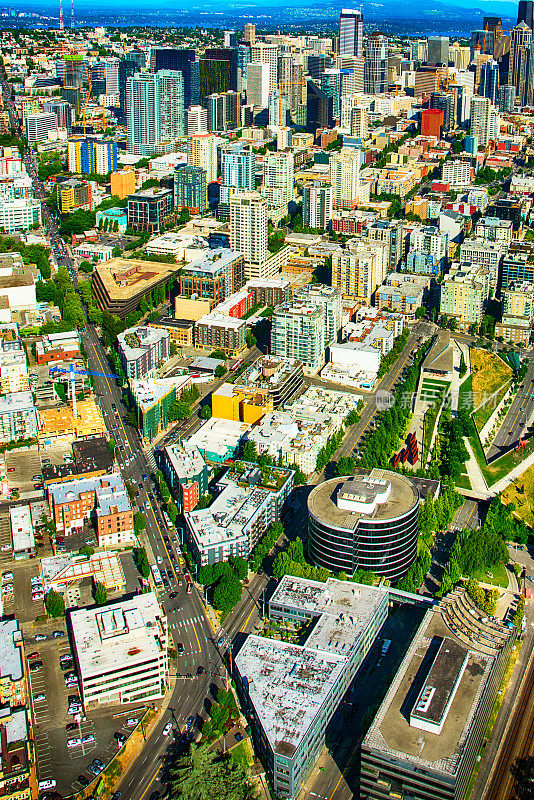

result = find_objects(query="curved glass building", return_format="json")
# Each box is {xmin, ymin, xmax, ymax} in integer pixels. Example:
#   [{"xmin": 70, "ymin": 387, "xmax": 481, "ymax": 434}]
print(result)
[{"xmin": 308, "ymin": 469, "xmax": 419, "ymax": 581}]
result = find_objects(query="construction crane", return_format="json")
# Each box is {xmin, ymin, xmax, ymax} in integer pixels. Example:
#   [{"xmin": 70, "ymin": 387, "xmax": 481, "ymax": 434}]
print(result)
[{"xmin": 49, "ymin": 364, "xmax": 118, "ymax": 419}]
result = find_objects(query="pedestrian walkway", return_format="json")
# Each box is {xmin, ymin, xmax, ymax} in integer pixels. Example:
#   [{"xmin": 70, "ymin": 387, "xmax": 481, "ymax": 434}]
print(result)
[{"xmin": 464, "ymin": 439, "xmax": 489, "ymax": 497}]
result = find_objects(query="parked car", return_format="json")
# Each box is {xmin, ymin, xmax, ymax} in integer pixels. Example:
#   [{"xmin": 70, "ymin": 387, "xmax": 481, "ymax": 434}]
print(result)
[
  {"xmin": 77, "ymin": 775, "xmax": 90, "ymax": 787},
  {"xmin": 52, "ymin": 630, "xmax": 65, "ymax": 638},
  {"xmin": 27, "ymin": 652, "xmax": 39, "ymax": 660},
  {"xmin": 66, "ymin": 723, "xmax": 78, "ymax": 731},
  {"xmin": 35, "ymin": 634, "xmax": 47, "ymax": 641},
  {"xmin": 162, "ymin": 722, "xmax": 172, "ymax": 736},
  {"xmin": 34, "ymin": 693, "xmax": 46, "ymax": 702},
  {"xmin": 126, "ymin": 718, "xmax": 138, "ymax": 727},
  {"xmin": 82, "ymin": 734, "xmax": 95, "ymax": 744},
  {"xmin": 29, "ymin": 661, "xmax": 42, "ymax": 671},
  {"xmin": 2, "ymin": 572, "xmax": 13, "ymax": 582},
  {"xmin": 67, "ymin": 738, "xmax": 81, "ymax": 749}
]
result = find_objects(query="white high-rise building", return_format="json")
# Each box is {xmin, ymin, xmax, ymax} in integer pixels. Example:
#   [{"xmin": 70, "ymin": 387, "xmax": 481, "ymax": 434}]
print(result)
[
  {"xmin": 350, "ymin": 105, "xmax": 368, "ymax": 138},
  {"xmin": 251, "ymin": 43, "xmax": 279, "ymax": 91},
  {"xmin": 247, "ymin": 63, "xmax": 270, "ymax": 108},
  {"xmin": 340, "ymin": 9, "xmax": 364, "ymax": 58},
  {"xmin": 470, "ymin": 95, "xmax": 491, "ymax": 147},
  {"xmin": 230, "ymin": 192, "xmax": 271, "ymax": 280},
  {"xmin": 261, "ymin": 151, "xmax": 294, "ymax": 209},
  {"xmin": 126, "ymin": 70, "xmax": 184, "ymax": 156},
  {"xmin": 303, "ymin": 184, "xmax": 332, "ymax": 230},
  {"xmin": 187, "ymin": 133, "xmax": 221, "ymax": 184},
  {"xmin": 25, "ymin": 112, "xmax": 58, "ymax": 144},
  {"xmin": 329, "ymin": 148, "xmax": 363, "ymax": 209},
  {"xmin": 187, "ymin": 106, "xmax": 208, "ymax": 136}
]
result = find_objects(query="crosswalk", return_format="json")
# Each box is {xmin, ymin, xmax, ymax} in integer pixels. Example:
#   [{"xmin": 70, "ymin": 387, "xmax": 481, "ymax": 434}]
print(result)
[{"xmin": 143, "ymin": 448, "xmax": 158, "ymax": 472}]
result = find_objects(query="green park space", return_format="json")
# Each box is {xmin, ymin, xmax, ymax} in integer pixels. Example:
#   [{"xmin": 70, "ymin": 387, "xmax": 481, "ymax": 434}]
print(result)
[
  {"xmin": 470, "ymin": 561, "xmax": 509, "ymax": 588},
  {"xmin": 502, "ymin": 462, "xmax": 534, "ymax": 528}
]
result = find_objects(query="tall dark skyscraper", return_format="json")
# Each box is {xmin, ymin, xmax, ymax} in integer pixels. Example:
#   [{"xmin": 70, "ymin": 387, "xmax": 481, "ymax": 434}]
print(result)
[
  {"xmin": 118, "ymin": 50, "xmax": 145, "ymax": 115},
  {"xmin": 149, "ymin": 48, "xmax": 198, "ymax": 108},
  {"xmin": 518, "ymin": 0, "xmax": 533, "ymax": 29},
  {"xmin": 339, "ymin": 8, "xmax": 363, "ymax": 58}
]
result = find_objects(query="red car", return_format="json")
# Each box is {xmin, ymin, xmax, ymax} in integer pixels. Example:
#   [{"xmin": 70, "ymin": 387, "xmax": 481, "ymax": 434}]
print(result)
[{"xmin": 27, "ymin": 652, "xmax": 39, "ymax": 660}]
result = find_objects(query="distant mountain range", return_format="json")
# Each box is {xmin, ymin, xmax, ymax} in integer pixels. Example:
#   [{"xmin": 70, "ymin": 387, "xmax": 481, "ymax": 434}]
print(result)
[{"xmin": 7, "ymin": 0, "xmax": 520, "ymax": 34}]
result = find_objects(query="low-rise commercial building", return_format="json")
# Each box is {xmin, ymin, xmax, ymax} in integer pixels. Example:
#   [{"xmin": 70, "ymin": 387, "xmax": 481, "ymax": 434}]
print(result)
[
  {"xmin": 185, "ymin": 417, "xmax": 250, "ymax": 462},
  {"xmin": 246, "ymin": 278, "xmax": 292, "ymax": 309},
  {"xmin": 0, "ymin": 198, "xmax": 41, "ymax": 233},
  {"xmin": 145, "ymin": 232, "xmax": 209, "ymax": 262},
  {"xmin": 92, "ymin": 257, "xmax": 183, "ymax": 318},
  {"xmin": 235, "ymin": 576, "xmax": 389, "ymax": 799},
  {"xmin": 159, "ymin": 444, "xmax": 210, "ymax": 513},
  {"xmin": 184, "ymin": 462, "xmax": 294, "ymax": 565},
  {"xmin": 35, "ymin": 330, "xmax": 81, "ymax": 365},
  {"xmin": 71, "ymin": 593, "xmax": 168, "ymax": 709},
  {"xmin": 361, "ymin": 606, "xmax": 515, "ymax": 800},
  {"xmin": 0, "ymin": 391, "xmax": 38, "ymax": 444},
  {"xmin": 41, "ymin": 436, "xmax": 114, "ymax": 486},
  {"xmin": 195, "ymin": 311, "xmax": 246, "ymax": 355},
  {"xmin": 117, "ymin": 325, "xmax": 170, "ymax": 381},
  {"xmin": 48, "ymin": 473, "xmax": 134, "ymax": 548},
  {"xmin": 212, "ymin": 383, "xmax": 273, "ymax": 424},
  {"xmin": 235, "ymin": 356, "xmax": 304, "ymax": 409},
  {"xmin": 179, "ymin": 249, "xmax": 245, "ymax": 305},
  {"xmin": 9, "ymin": 505, "xmax": 35, "ymax": 560},
  {"xmin": 127, "ymin": 187, "xmax": 174, "ymax": 233},
  {"xmin": 147, "ymin": 316, "xmax": 194, "ymax": 349}
]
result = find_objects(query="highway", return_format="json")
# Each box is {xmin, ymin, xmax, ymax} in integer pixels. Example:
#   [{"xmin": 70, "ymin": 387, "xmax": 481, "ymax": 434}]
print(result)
[{"xmin": 486, "ymin": 353, "xmax": 534, "ymax": 462}]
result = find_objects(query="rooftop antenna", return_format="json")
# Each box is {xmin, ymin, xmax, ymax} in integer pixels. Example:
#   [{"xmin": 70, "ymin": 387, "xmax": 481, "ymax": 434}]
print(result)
[
  {"xmin": 70, "ymin": 0, "xmax": 74, "ymax": 29},
  {"xmin": 59, "ymin": 0, "xmax": 64, "ymax": 30}
]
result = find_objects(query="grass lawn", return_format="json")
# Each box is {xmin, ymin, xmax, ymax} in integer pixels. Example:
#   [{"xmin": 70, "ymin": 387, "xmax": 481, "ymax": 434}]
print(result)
[
  {"xmin": 469, "ymin": 430, "xmax": 534, "ymax": 487},
  {"xmin": 502, "ymin": 462, "xmax": 534, "ymax": 527},
  {"xmin": 230, "ymin": 740, "xmax": 254, "ymax": 769},
  {"xmin": 471, "ymin": 561, "xmax": 509, "ymax": 588},
  {"xmin": 470, "ymin": 348, "xmax": 512, "ymax": 431},
  {"xmin": 455, "ymin": 473, "xmax": 472, "ymax": 490}
]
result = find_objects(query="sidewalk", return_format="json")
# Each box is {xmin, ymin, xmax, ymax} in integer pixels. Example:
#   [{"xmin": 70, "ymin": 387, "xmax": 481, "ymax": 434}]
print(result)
[{"xmin": 464, "ymin": 439, "xmax": 490, "ymax": 497}]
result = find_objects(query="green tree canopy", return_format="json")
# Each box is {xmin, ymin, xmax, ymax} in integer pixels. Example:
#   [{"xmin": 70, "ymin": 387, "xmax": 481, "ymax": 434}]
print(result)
[{"xmin": 45, "ymin": 589, "xmax": 65, "ymax": 618}]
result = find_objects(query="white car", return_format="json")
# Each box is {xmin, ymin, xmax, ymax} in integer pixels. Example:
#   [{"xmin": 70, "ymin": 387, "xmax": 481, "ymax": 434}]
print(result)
[
  {"xmin": 162, "ymin": 722, "xmax": 172, "ymax": 736},
  {"xmin": 2, "ymin": 572, "xmax": 13, "ymax": 582},
  {"xmin": 67, "ymin": 738, "xmax": 81, "ymax": 749}
]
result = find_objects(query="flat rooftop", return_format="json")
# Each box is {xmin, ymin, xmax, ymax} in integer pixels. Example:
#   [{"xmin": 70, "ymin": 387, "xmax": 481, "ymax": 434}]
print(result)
[
  {"xmin": 410, "ymin": 637, "xmax": 469, "ymax": 729},
  {"xmin": 235, "ymin": 576, "xmax": 387, "ymax": 755},
  {"xmin": 71, "ymin": 593, "xmax": 166, "ymax": 678},
  {"xmin": 131, "ymin": 375, "xmax": 192, "ymax": 411},
  {"xmin": 48, "ymin": 473, "xmax": 132, "ymax": 517},
  {"xmin": 94, "ymin": 258, "xmax": 182, "ymax": 301},
  {"xmin": 0, "ymin": 620, "xmax": 23, "ymax": 682},
  {"xmin": 362, "ymin": 611, "xmax": 495, "ymax": 777},
  {"xmin": 307, "ymin": 469, "xmax": 419, "ymax": 531}
]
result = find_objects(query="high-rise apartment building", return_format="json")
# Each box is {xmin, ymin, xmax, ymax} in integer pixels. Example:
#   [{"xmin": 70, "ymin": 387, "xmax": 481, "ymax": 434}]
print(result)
[
  {"xmin": 126, "ymin": 71, "xmax": 185, "ymax": 156},
  {"xmin": 221, "ymin": 144, "xmax": 255, "ymax": 204},
  {"xmin": 204, "ymin": 93, "xmax": 226, "ymax": 132},
  {"xmin": 174, "ymin": 164, "xmax": 207, "ymax": 214},
  {"xmin": 364, "ymin": 33, "xmax": 388, "ymax": 94},
  {"xmin": 187, "ymin": 105, "xmax": 208, "ymax": 135},
  {"xmin": 68, "ymin": 137, "xmax": 118, "ymax": 175},
  {"xmin": 25, "ymin": 112, "xmax": 57, "ymax": 144},
  {"xmin": 261, "ymin": 151, "xmax": 295, "ymax": 211},
  {"xmin": 187, "ymin": 133, "xmax": 221, "ymax": 184},
  {"xmin": 470, "ymin": 95, "xmax": 492, "ymax": 146},
  {"xmin": 43, "ymin": 99, "xmax": 71, "ymax": 132},
  {"xmin": 440, "ymin": 262, "xmax": 491, "ymax": 330},
  {"xmin": 350, "ymin": 104, "xmax": 368, "ymax": 138},
  {"xmin": 271, "ymin": 301, "xmax": 325, "ymax": 374},
  {"xmin": 427, "ymin": 35, "xmax": 450, "ymax": 66},
  {"xmin": 268, "ymin": 90, "xmax": 291, "ymax": 127},
  {"xmin": 230, "ymin": 192, "xmax": 270, "ymax": 280},
  {"xmin": 329, "ymin": 148, "xmax": 363, "ymax": 209},
  {"xmin": 303, "ymin": 183, "xmax": 332, "ymax": 230},
  {"xmin": 367, "ymin": 220, "xmax": 404, "ymax": 271},
  {"xmin": 295, "ymin": 284, "xmax": 342, "ymax": 348},
  {"xmin": 332, "ymin": 241, "xmax": 388, "ymax": 303},
  {"xmin": 339, "ymin": 9, "xmax": 364, "ymax": 58},
  {"xmin": 149, "ymin": 48, "xmax": 198, "ymax": 108}
]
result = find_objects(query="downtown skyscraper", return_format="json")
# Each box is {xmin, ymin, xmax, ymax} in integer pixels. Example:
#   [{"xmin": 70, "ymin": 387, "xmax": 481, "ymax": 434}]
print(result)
[{"xmin": 339, "ymin": 9, "xmax": 363, "ymax": 58}]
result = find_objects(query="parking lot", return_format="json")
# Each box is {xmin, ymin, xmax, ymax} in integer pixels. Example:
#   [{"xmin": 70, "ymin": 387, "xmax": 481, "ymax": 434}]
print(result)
[
  {"xmin": 5, "ymin": 447, "xmax": 43, "ymax": 496},
  {"xmin": 24, "ymin": 621, "xmax": 149, "ymax": 795}
]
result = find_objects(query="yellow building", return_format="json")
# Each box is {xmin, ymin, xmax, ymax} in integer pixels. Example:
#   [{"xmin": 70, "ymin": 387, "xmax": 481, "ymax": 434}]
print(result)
[
  {"xmin": 405, "ymin": 196, "xmax": 429, "ymax": 220},
  {"xmin": 58, "ymin": 179, "xmax": 92, "ymax": 213},
  {"xmin": 147, "ymin": 317, "xmax": 194, "ymax": 348},
  {"xmin": 212, "ymin": 383, "xmax": 273, "ymax": 424},
  {"xmin": 174, "ymin": 296, "xmax": 213, "ymax": 321},
  {"xmin": 111, "ymin": 167, "xmax": 136, "ymax": 200},
  {"xmin": 38, "ymin": 399, "xmax": 106, "ymax": 448},
  {"xmin": 332, "ymin": 241, "xmax": 388, "ymax": 303}
]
